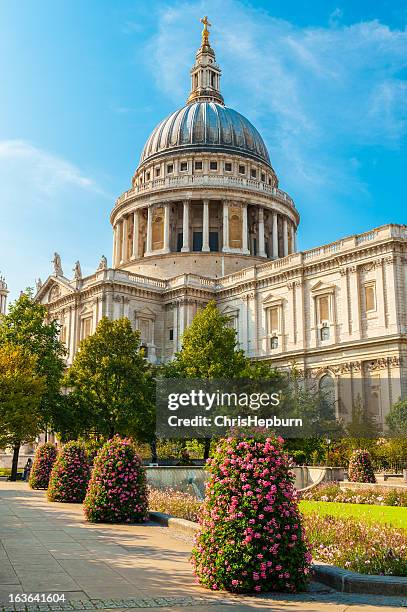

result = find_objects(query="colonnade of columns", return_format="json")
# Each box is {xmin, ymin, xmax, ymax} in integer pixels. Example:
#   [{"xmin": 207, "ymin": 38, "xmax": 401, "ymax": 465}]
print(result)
[{"xmin": 113, "ymin": 200, "xmax": 297, "ymax": 267}]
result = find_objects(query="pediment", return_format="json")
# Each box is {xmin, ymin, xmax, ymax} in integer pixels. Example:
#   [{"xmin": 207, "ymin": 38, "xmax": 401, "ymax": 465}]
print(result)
[
  {"xmin": 263, "ymin": 292, "xmax": 284, "ymax": 305},
  {"xmin": 220, "ymin": 305, "xmax": 239, "ymax": 315},
  {"xmin": 135, "ymin": 306, "xmax": 156, "ymax": 319},
  {"xmin": 310, "ymin": 281, "xmax": 336, "ymax": 294},
  {"xmin": 35, "ymin": 275, "xmax": 76, "ymax": 305}
]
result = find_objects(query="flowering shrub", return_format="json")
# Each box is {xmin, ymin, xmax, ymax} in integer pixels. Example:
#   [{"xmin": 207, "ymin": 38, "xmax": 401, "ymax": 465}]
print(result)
[
  {"xmin": 348, "ymin": 450, "xmax": 376, "ymax": 483},
  {"xmin": 149, "ymin": 487, "xmax": 201, "ymax": 522},
  {"xmin": 47, "ymin": 441, "xmax": 90, "ymax": 503},
  {"xmin": 29, "ymin": 443, "xmax": 58, "ymax": 490},
  {"xmin": 84, "ymin": 436, "xmax": 148, "ymax": 523},
  {"xmin": 305, "ymin": 513, "xmax": 407, "ymax": 576},
  {"xmin": 191, "ymin": 436, "xmax": 311, "ymax": 593},
  {"xmin": 301, "ymin": 482, "xmax": 407, "ymax": 507}
]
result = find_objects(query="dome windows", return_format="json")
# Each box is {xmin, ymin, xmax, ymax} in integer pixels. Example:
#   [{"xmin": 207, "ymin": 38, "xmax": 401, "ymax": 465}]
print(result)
[
  {"xmin": 239, "ymin": 164, "xmax": 246, "ymax": 175},
  {"xmin": 224, "ymin": 162, "xmax": 232, "ymax": 172}
]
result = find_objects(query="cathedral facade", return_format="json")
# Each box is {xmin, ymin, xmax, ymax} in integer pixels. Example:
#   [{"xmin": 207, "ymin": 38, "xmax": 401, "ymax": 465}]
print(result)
[{"xmin": 33, "ymin": 20, "xmax": 407, "ymax": 429}]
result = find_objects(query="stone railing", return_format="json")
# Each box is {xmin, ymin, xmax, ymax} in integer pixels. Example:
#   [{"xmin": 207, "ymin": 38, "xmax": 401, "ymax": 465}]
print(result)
[{"xmin": 115, "ymin": 175, "xmax": 296, "ymax": 209}]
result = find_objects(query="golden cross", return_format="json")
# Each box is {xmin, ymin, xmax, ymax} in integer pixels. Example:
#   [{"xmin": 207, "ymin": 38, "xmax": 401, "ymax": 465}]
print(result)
[
  {"xmin": 200, "ymin": 15, "xmax": 211, "ymax": 45},
  {"xmin": 201, "ymin": 15, "xmax": 211, "ymax": 31}
]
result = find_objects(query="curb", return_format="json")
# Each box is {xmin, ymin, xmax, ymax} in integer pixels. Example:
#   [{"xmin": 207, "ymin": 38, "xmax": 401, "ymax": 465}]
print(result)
[{"xmin": 148, "ymin": 511, "xmax": 407, "ymax": 596}]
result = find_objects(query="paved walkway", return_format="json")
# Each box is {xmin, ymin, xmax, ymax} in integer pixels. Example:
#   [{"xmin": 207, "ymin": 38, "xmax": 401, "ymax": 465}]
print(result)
[{"xmin": 0, "ymin": 483, "xmax": 404, "ymax": 611}]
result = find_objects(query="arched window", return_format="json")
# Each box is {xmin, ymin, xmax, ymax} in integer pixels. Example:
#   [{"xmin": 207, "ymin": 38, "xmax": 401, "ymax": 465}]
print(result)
[
  {"xmin": 319, "ymin": 374, "xmax": 335, "ymax": 407},
  {"xmin": 270, "ymin": 336, "xmax": 279, "ymax": 350}
]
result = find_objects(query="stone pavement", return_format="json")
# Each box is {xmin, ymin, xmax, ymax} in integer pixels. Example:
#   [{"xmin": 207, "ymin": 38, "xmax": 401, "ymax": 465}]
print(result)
[{"xmin": 0, "ymin": 483, "xmax": 405, "ymax": 611}]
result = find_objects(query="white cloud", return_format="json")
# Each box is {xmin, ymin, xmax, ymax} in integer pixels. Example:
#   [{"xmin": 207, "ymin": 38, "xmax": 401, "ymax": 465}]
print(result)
[
  {"xmin": 0, "ymin": 140, "xmax": 107, "ymax": 205},
  {"xmin": 144, "ymin": 1, "xmax": 407, "ymax": 199}
]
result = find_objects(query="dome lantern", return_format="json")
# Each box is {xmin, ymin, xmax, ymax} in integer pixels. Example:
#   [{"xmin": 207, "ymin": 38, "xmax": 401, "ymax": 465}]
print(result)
[{"xmin": 187, "ymin": 16, "xmax": 224, "ymax": 106}]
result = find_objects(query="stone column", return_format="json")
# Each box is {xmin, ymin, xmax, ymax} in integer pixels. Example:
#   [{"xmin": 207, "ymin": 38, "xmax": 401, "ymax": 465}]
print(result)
[
  {"xmin": 242, "ymin": 203, "xmax": 249, "ymax": 254},
  {"xmin": 131, "ymin": 210, "xmax": 139, "ymax": 259},
  {"xmin": 222, "ymin": 200, "xmax": 229, "ymax": 252},
  {"xmin": 283, "ymin": 217, "xmax": 288, "ymax": 257},
  {"xmin": 202, "ymin": 199, "xmax": 210, "ymax": 252},
  {"xmin": 112, "ymin": 225, "xmax": 117, "ymax": 267},
  {"xmin": 163, "ymin": 203, "xmax": 170, "ymax": 253},
  {"xmin": 181, "ymin": 200, "xmax": 190, "ymax": 252},
  {"xmin": 272, "ymin": 213, "xmax": 278, "ymax": 258},
  {"xmin": 121, "ymin": 217, "xmax": 128, "ymax": 263},
  {"xmin": 257, "ymin": 207, "xmax": 266, "ymax": 257},
  {"xmin": 146, "ymin": 205, "xmax": 153, "ymax": 254},
  {"xmin": 290, "ymin": 224, "xmax": 295, "ymax": 254}
]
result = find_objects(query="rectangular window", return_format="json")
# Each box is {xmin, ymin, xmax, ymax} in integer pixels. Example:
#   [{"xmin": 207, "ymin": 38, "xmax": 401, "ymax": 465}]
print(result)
[
  {"xmin": 269, "ymin": 307, "xmax": 279, "ymax": 332},
  {"xmin": 195, "ymin": 160, "xmax": 203, "ymax": 170},
  {"xmin": 146, "ymin": 172, "xmax": 150, "ymax": 181},
  {"xmin": 209, "ymin": 231, "xmax": 219, "ymax": 251},
  {"xmin": 365, "ymin": 283, "xmax": 376, "ymax": 312},
  {"xmin": 210, "ymin": 161, "xmax": 218, "ymax": 170},
  {"xmin": 193, "ymin": 231, "xmax": 203, "ymax": 251},
  {"xmin": 81, "ymin": 317, "xmax": 92, "ymax": 340},
  {"xmin": 169, "ymin": 329, "xmax": 174, "ymax": 341},
  {"xmin": 251, "ymin": 168, "xmax": 257, "ymax": 178},
  {"xmin": 225, "ymin": 162, "xmax": 232, "ymax": 172},
  {"xmin": 261, "ymin": 172, "xmax": 266, "ymax": 182},
  {"xmin": 155, "ymin": 167, "xmax": 160, "ymax": 177},
  {"xmin": 180, "ymin": 161, "xmax": 188, "ymax": 171},
  {"xmin": 318, "ymin": 296, "xmax": 330, "ymax": 322},
  {"xmin": 167, "ymin": 164, "xmax": 174, "ymax": 174},
  {"xmin": 239, "ymin": 164, "xmax": 246, "ymax": 175}
]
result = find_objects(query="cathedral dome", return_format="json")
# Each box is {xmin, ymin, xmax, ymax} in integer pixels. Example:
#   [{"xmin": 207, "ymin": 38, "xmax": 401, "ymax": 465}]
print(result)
[{"xmin": 140, "ymin": 102, "xmax": 271, "ymax": 167}]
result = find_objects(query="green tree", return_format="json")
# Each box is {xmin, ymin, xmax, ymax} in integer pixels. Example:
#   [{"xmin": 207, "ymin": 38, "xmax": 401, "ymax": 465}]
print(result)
[
  {"xmin": 64, "ymin": 317, "xmax": 153, "ymax": 441},
  {"xmin": 386, "ymin": 399, "xmax": 407, "ymax": 436},
  {"xmin": 346, "ymin": 396, "xmax": 380, "ymax": 441},
  {"xmin": 0, "ymin": 344, "xmax": 45, "ymax": 480},
  {"xmin": 163, "ymin": 301, "xmax": 280, "ymax": 459},
  {"xmin": 165, "ymin": 301, "xmax": 248, "ymax": 379},
  {"xmin": 0, "ymin": 291, "xmax": 66, "ymax": 435}
]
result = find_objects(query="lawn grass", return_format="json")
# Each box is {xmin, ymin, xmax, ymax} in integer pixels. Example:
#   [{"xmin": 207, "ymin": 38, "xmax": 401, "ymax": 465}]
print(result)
[{"xmin": 299, "ymin": 499, "xmax": 407, "ymax": 529}]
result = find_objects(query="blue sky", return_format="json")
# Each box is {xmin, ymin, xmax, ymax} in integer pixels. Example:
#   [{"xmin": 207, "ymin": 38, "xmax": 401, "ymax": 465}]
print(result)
[{"xmin": 1, "ymin": 1, "xmax": 406, "ymax": 302}]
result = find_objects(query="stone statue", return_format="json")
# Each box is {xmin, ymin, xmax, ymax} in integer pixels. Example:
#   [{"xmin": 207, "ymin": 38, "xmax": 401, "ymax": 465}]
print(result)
[
  {"xmin": 52, "ymin": 252, "xmax": 63, "ymax": 276},
  {"xmin": 73, "ymin": 260, "xmax": 82, "ymax": 280},
  {"xmin": 97, "ymin": 255, "xmax": 107, "ymax": 271},
  {"xmin": 35, "ymin": 278, "xmax": 42, "ymax": 292}
]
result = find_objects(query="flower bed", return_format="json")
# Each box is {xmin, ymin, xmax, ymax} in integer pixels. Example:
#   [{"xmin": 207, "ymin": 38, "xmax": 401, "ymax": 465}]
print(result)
[
  {"xmin": 149, "ymin": 486, "xmax": 407, "ymax": 577},
  {"xmin": 304, "ymin": 513, "xmax": 407, "ymax": 576},
  {"xmin": 148, "ymin": 487, "xmax": 201, "ymax": 522},
  {"xmin": 301, "ymin": 482, "xmax": 407, "ymax": 507}
]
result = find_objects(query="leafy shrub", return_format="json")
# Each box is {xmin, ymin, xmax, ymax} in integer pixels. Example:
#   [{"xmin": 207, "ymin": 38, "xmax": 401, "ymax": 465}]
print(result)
[
  {"xmin": 149, "ymin": 487, "xmax": 201, "ymax": 522},
  {"xmin": 348, "ymin": 449, "xmax": 376, "ymax": 483},
  {"xmin": 84, "ymin": 435, "xmax": 148, "ymax": 523},
  {"xmin": 305, "ymin": 513, "xmax": 407, "ymax": 576},
  {"xmin": 191, "ymin": 436, "xmax": 311, "ymax": 593},
  {"xmin": 291, "ymin": 450, "xmax": 307, "ymax": 465},
  {"xmin": 47, "ymin": 441, "xmax": 90, "ymax": 503},
  {"xmin": 29, "ymin": 443, "xmax": 57, "ymax": 489}
]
